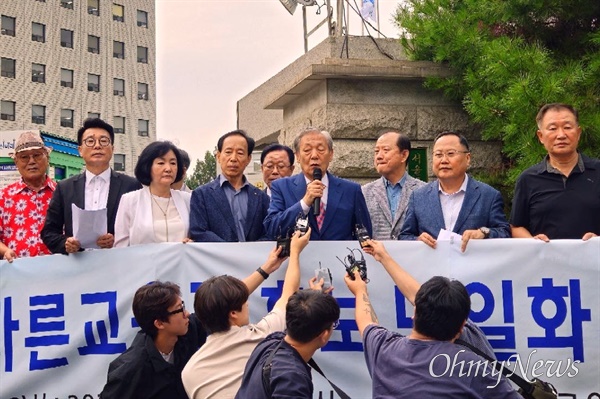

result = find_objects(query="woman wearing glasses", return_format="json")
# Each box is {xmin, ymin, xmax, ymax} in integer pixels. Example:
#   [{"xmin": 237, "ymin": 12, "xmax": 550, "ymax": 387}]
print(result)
[{"xmin": 114, "ymin": 141, "xmax": 192, "ymax": 247}]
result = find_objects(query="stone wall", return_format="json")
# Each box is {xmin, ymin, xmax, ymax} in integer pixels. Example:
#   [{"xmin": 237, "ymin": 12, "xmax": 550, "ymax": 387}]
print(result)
[{"xmin": 238, "ymin": 36, "xmax": 502, "ymax": 184}]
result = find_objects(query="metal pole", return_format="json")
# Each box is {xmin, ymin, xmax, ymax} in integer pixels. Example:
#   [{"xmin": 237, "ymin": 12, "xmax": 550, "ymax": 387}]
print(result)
[
  {"xmin": 376, "ymin": 0, "xmax": 380, "ymax": 38},
  {"xmin": 303, "ymin": 6, "xmax": 308, "ymax": 53},
  {"xmin": 336, "ymin": 0, "xmax": 343, "ymax": 36}
]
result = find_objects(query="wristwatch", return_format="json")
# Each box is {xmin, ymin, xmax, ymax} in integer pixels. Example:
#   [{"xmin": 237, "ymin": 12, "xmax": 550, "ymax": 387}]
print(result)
[{"xmin": 479, "ymin": 227, "xmax": 490, "ymax": 239}]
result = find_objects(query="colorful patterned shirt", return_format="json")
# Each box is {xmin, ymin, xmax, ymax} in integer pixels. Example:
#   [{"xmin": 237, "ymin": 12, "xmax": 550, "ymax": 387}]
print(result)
[{"xmin": 0, "ymin": 176, "xmax": 56, "ymax": 258}]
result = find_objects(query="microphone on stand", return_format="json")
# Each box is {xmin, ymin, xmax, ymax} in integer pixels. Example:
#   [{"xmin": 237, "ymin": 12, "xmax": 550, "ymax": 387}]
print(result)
[{"xmin": 312, "ymin": 168, "xmax": 322, "ymax": 216}]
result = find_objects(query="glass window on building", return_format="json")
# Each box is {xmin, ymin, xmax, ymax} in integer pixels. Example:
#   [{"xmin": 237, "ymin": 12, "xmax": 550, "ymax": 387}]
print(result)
[
  {"xmin": 114, "ymin": 116, "xmax": 125, "ymax": 133},
  {"xmin": 61, "ymin": 68, "xmax": 74, "ymax": 88},
  {"xmin": 32, "ymin": 22, "xmax": 45, "ymax": 42},
  {"xmin": 114, "ymin": 154, "xmax": 125, "ymax": 171},
  {"xmin": 88, "ymin": 35, "xmax": 100, "ymax": 54},
  {"xmin": 88, "ymin": 0, "xmax": 99, "ymax": 15},
  {"xmin": 113, "ymin": 41, "xmax": 125, "ymax": 59},
  {"xmin": 138, "ymin": 119, "xmax": 149, "ymax": 136},
  {"xmin": 32, "ymin": 63, "xmax": 45, "ymax": 83},
  {"xmin": 60, "ymin": 29, "xmax": 74, "ymax": 48},
  {"xmin": 113, "ymin": 78, "xmax": 125, "ymax": 96},
  {"xmin": 60, "ymin": 108, "xmax": 74, "ymax": 128},
  {"xmin": 1, "ymin": 101, "xmax": 16, "ymax": 121},
  {"xmin": 1, "ymin": 15, "xmax": 16, "ymax": 36},
  {"xmin": 32, "ymin": 105, "xmax": 45, "ymax": 124},
  {"xmin": 137, "ymin": 46, "xmax": 148, "ymax": 63},
  {"xmin": 112, "ymin": 4, "xmax": 124, "ymax": 22},
  {"xmin": 137, "ymin": 82, "xmax": 148, "ymax": 100},
  {"xmin": 60, "ymin": 0, "xmax": 74, "ymax": 9},
  {"xmin": 1, "ymin": 57, "xmax": 16, "ymax": 78},
  {"xmin": 137, "ymin": 10, "xmax": 148, "ymax": 27},
  {"xmin": 88, "ymin": 73, "xmax": 100, "ymax": 92},
  {"xmin": 88, "ymin": 112, "xmax": 100, "ymax": 119}
]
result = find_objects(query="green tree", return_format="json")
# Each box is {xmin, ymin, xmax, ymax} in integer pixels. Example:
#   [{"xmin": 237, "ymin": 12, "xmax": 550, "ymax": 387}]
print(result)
[
  {"xmin": 186, "ymin": 150, "xmax": 216, "ymax": 190},
  {"xmin": 396, "ymin": 0, "xmax": 600, "ymax": 185}
]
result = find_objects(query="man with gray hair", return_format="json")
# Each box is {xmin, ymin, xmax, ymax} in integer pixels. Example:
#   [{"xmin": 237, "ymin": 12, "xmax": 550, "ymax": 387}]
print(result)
[
  {"xmin": 264, "ymin": 128, "xmax": 372, "ymax": 240},
  {"xmin": 0, "ymin": 131, "xmax": 55, "ymax": 262},
  {"xmin": 362, "ymin": 131, "xmax": 426, "ymax": 239}
]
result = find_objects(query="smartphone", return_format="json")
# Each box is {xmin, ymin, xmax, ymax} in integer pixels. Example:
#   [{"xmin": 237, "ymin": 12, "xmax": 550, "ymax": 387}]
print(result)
[{"xmin": 315, "ymin": 267, "xmax": 333, "ymax": 290}]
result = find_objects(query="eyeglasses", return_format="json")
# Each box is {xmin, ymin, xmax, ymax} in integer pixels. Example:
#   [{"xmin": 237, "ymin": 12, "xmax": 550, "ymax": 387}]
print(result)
[
  {"xmin": 16, "ymin": 152, "xmax": 46, "ymax": 163},
  {"xmin": 82, "ymin": 136, "xmax": 112, "ymax": 148},
  {"xmin": 432, "ymin": 150, "xmax": 470, "ymax": 160},
  {"xmin": 167, "ymin": 301, "xmax": 185, "ymax": 316},
  {"xmin": 263, "ymin": 163, "xmax": 291, "ymax": 172},
  {"xmin": 332, "ymin": 320, "xmax": 340, "ymax": 329}
]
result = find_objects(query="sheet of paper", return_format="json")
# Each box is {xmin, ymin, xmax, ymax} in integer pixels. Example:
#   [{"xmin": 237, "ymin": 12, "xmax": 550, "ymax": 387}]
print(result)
[
  {"xmin": 437, "ymin": 228, "xmax": 463, "ymax": 252},
  {"xmin": 71, "ymin": 204, "xmax": 107, "ymax": 249}
]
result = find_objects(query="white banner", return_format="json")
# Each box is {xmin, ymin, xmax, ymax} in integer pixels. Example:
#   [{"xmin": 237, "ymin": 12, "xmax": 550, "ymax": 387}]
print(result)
[
  {"xmin": 360, "ymin": 0, "xmax": 377, "ymax": 23},
  {"xmin": 1, "ymin": 239, "xmax": 599, "ymax": 398}
]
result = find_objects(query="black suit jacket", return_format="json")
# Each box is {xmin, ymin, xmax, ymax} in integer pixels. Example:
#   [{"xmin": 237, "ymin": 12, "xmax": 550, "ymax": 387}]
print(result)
[{"xmin": 41, "ymin": 170, "xmax": 141, "ymax": 254}]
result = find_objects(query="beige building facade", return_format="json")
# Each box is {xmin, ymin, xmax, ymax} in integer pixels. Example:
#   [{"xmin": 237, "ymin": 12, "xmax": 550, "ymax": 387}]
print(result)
[{"xmin": 0, "ymin": 0, "xmax": 156, "ymax": 175}]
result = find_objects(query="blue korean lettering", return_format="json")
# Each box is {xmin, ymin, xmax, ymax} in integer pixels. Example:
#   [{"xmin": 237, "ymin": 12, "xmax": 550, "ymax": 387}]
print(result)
[
  {"xmin": 466, "ymin": 281, "xmax": 516, "ymax": 361},
  {"xmin": 322, "ymin": 296, "xmax": 363, "ymax": 352},
  {"xmin": 24, "ymin": 294, "xmax": 69, "ymax": 370},
  {"xmin": 77, "ymin": 292, "xmax": 126, "ymax": 355},
  {"xmin": 394, "ymin": 286, "xmax": 413, "ymax": 329},
  {"xmin": 528, "ymin": 278, "xmax": 591, "ymax": 362},
  {"xmin": 2, "ymin": 296, "xmax": 20, "ymax": 372},
  {"xmin": 260, "ymin": 279, "xmax": 284, "ymax": 312}
]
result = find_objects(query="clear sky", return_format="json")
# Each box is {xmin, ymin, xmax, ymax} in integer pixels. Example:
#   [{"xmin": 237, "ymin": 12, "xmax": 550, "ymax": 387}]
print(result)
[{"xmin": 155, "ymin": 0, "xmax": 401, "ymax": 168}]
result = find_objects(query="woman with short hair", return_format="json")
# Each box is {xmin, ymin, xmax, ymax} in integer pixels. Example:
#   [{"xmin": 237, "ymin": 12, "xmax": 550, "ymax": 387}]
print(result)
[{"xmin": 114, "ymin": 141, "xmax": 192, "ymax": 247}]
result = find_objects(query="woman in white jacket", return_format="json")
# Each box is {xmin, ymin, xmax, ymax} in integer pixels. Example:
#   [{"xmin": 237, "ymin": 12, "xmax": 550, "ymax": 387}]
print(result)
[{"xmin": 114, "ymin": 141, "xmax": 192, "ymax": 247}]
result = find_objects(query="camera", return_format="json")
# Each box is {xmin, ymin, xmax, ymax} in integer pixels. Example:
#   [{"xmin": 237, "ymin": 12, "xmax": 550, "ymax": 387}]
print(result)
[
  {"xmin": 315, "ymin": 267, "xmax": 333, "ymax": 290},
  {"xmin": 276, "ymin": 214, "xmax": 310, "ymax": 258},
  {"xmin": 355, "ymin": 224, "xmax": 371, "ymax": 249},
  {"xmin": 337, "ymin": 248, "xmax": 368, "ymax": 282},
  {"xmin": 276, "ymin": 237, "xmax": 290, "ymax": 258}
]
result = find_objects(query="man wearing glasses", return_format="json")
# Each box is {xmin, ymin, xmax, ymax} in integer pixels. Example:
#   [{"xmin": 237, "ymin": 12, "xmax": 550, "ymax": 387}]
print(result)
[
  {"xmin": 0, "ymin": 131, "xmax": 56, "ymax": 262},
  {"xmin": 259, "ymin": 143, "xmax": 295, "ymax": 197},
  {"xmin": 100, "ymin": 281, "xmax": 207, "ymax": 399},
  {"xmin": 399, "ymin": 131, "xmax": 510, "ymax": 251},
  {"xmin": 42, "ymin": 118, "xmax": 141, "ymax": 254}
]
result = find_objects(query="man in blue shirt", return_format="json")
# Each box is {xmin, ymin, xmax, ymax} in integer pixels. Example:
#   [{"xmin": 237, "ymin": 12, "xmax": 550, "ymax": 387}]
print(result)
[
  {"xmin": 362, "ymin": 131, "xmax": 426, "ymax": 239},
  {"xmin": 345, "ymin": 240, "xmax": 521, "ymax": 399},
  {"xmin": 189, "ymin": 130, "xmax": 269, "ymax": 242}
]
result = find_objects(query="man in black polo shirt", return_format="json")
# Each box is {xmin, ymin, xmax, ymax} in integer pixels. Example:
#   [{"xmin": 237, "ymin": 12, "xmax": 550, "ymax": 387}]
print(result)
[{"xmin": 511, "ymin": 103, "xmax": 600, "ymax": 240}]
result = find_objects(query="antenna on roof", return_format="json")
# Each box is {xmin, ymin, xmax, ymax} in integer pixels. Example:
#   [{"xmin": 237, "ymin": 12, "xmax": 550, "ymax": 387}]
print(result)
[{"xmin": 278, "ymin": 0, "xmax": 317, "ymax": 15}]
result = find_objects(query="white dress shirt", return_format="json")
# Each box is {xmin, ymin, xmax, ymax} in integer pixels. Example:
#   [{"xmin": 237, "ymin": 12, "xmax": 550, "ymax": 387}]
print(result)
[
  {"xmin": 85, "ymin": 168, "xmax": 111, "ymax": 210},
  {"xmin": 438, "ymin": 174, "xmax": 469, "ymax": 232}
]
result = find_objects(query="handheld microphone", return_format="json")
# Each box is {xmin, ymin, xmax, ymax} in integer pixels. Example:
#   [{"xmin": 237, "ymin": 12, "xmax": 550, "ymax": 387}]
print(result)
[{"xmin": 312, "ymin": 167, "xmax": 322, "ymax": 216}]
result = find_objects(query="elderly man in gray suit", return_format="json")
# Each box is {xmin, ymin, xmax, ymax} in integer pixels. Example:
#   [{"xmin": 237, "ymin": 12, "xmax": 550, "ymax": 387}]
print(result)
[{"xmin": 362, "ymin": 132, "xmax": 426, "ymax": 240}]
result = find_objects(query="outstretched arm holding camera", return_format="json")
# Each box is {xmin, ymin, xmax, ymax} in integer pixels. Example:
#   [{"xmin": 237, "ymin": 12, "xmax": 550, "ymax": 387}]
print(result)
[
  {"xmin": 345, "ymin": 271, "xmax": 378, "ymax": 337},
  {"xmin": 242, "ymin": 245, "xmax": 286, "ymax": 294},
  {"xmin": 273, "ymin": 228, "xmax": 311, "ymax": 310},
  {"xmin": 363, "ymin": 239, "xmax": 421, "ymax": 305}
]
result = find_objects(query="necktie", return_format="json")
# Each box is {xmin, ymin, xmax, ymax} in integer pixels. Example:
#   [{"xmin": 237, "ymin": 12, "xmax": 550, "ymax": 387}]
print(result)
[{"xmin": 316, "ymin": 202, "xmax": 326, "ymax": 230}]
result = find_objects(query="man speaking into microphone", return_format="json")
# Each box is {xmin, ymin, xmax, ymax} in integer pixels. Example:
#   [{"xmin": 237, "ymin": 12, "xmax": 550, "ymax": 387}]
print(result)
[{"xmin": 264, "ymin": 128, "xmax": 372, "ymax": 240}]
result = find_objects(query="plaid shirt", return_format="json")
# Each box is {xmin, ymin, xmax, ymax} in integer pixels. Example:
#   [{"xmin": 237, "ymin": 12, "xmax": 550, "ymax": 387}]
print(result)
[{"xmin": 0, "ymin": 176, "xmax": 56, "ymax": 258}]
